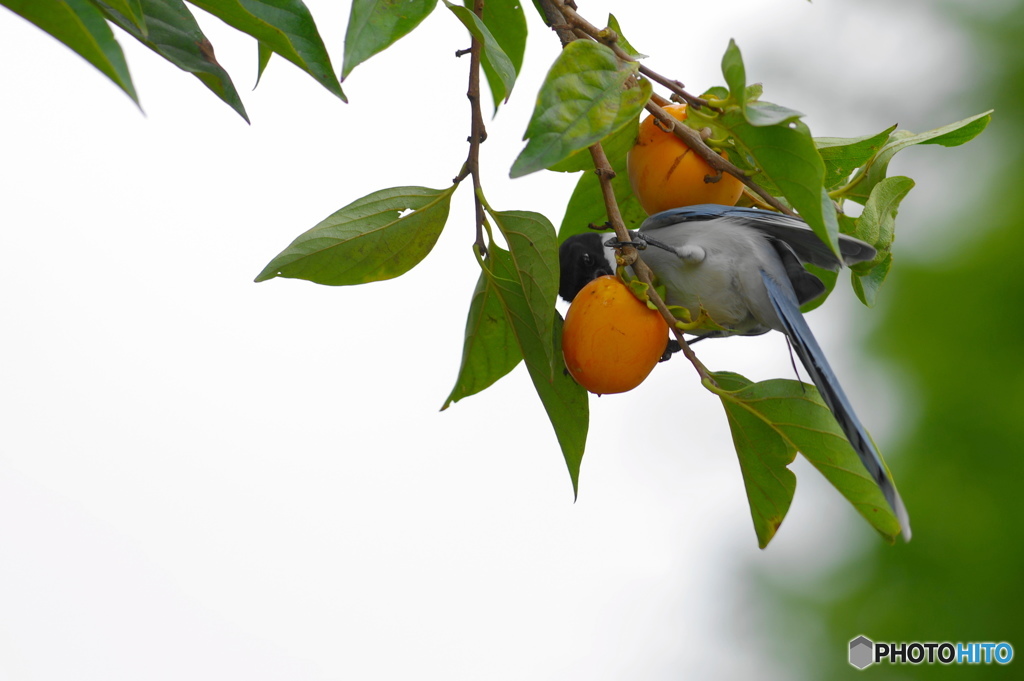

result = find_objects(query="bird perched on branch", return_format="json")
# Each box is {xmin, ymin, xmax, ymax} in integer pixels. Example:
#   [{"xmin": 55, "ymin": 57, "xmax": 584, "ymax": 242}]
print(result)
[{"xmin": 559, "ymin": 204, "xmax": 911, "ymax": 540}]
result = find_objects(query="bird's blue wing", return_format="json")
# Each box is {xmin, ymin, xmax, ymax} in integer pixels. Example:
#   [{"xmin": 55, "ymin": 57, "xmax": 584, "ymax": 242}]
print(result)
[
  {"xmin": 639, "ymin": 205, "xmax": 750, "ymax": 231},
  {"xmin": 640, "ymin": 205, "xmax": 805, "ymax": 230},
  {"xmin": 760, "ymin": 269, "xmax": 912, "ymax": 540},
  {"xmin": 641, "ymin": 205, "xmax": 876, "ymax": 269}
]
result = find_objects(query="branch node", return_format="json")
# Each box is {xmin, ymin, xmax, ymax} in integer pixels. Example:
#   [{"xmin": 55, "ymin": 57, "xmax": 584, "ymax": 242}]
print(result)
[{"xmin": 614, "ymin": 247, "xmax": 638, "ymax": 267}]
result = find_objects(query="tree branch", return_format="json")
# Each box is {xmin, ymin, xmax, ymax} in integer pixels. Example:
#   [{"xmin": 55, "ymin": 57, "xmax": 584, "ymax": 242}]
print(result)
[
  {"xmin": 536, "ymin": 0, "xmax": 575, "ymax": 47},
  {"xmin": 587, "ymin": 142, "xmax": 713, "ymax": 384},
  {"xmin": 548, "ymin": 0, "xmax": 711, "ymax": 110},
  {"xmin": 539, "ymin": 0, "xmax": 734, "ymax": 383},
  {"xmin": 454, "ymin": 0, "xmax": 488, "ymax": 255},
  {"xmin": 544, "ymin": 0, "xmax": 793, "ymax": 218},
  {"xmin": 636, "ymin": 64, "xmax": 709, "ymax": 110}
]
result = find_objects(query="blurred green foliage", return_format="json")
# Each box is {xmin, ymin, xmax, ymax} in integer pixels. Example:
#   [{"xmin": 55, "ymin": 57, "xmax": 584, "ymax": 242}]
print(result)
[{"xmin": 768, "ymin": 3, "xmax": 1024, "ymax": 678}]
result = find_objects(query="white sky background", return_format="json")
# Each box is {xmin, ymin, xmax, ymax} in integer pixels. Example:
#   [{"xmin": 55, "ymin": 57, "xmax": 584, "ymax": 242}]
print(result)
[{"xmin": 0, "ymin": 1, "xmax": 975, "ymax": 679}]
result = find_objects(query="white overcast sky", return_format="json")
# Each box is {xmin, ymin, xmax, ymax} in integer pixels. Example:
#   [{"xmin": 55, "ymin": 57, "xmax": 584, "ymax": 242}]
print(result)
[{"xmin": 0, "ymin": 1, "xmax": 978, "ymax": 679}]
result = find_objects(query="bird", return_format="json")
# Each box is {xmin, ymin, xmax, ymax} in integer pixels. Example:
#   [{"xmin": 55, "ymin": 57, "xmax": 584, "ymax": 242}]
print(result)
[{"xmin": 559, "ymin": 204, "xmax": 911, "ymax": 540}]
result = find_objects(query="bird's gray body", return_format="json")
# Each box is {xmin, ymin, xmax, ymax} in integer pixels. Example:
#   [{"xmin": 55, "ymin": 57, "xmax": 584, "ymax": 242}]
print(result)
[
  {"xmin": 637, "ymin": 220, "xmax": 795, "ymax": 336},
  {"xmin": 632, "ymin": 205, "xmax": 875, "ymax": 337}
]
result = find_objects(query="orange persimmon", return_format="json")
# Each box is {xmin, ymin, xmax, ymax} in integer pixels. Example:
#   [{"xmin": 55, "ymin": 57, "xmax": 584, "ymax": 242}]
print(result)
[
  {"xmin": 627, "ymin": 103, "xmax": 743, "ymax": 214},
  {"xmin": 562, "ymin": 276, "xmax": 669, "ymax": 395}
]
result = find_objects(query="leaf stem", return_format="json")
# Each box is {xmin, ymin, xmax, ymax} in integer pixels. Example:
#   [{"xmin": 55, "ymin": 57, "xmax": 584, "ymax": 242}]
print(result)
[{"xmin": 828, "ymin": 166, "xmax": 867, "ymax": 201}]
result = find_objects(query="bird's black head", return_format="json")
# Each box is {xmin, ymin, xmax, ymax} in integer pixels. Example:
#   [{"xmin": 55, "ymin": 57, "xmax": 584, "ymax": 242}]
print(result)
[{"xmin": 559, "ymin": 233, "xmax": 612, "ymax": 303}]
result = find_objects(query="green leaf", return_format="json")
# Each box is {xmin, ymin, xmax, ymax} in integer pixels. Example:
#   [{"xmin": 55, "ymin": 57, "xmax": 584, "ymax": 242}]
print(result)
[
  {"xmin": 4, "ymin": 0, "xmax": 138, "ymax": 103},
  {"xmin": 721, "ymin": 39, "xmax": 746, "ymax": 108},
  {"xmin": 342, "ymin": 0, "xmax": 437, "ymax": 80},
  {"xmin": 546, "ymin": 82, "xmax": 647, "ymax": 173},
  {"xmin": 849, "ymin": 175, "xmax": 914, "ymax": 306},
  {"xmin": 607, "ymin": 13, "xmax": 645, "ymax": 59},
  {"xmin": 486, "ymin": 208, "xmax": 560, "ymax": 374},
  {"xmin": 846, "ymin": 111, "xmax": 992, "ymax": 204},
  {"xmin": 852, "ymin": 175, "xmax": 914, "ymax": 251},
  {"xmin": 444, "ymin": 0, "xmax": 516, "ymax": 106},
  {"xmin": 710, "ymin": 372, "xmax": 902, "ymax": 546},
  {"xmin": 702, "ymin": 85, "xmax": 729, "ymax": 101},
  {"xmin": 852, "ymin": 251, "xmax": 893, "ymax": 308},
  {"xmin": 599, "ymin": 75, "xmax": 650, "ymax": 144},
  {"xmin": 442, "ymin": 267, "xmax": 523, "ymax": 410},
  {"xmin": 719, "ymin": 387, "xmax": 798, "ymax": 549},
  {"xmin": 816, "ymin": 125, "xmax": 897, "ymax": 190},
  {"xmin": 187, "ymin": 0, "xmax": 344, "ymax": 101},
  {"xmin": 799, "ymin": 213, "xmax": 854, "ymax": 313},
  {"xmin": 558, "ymin": 169, "xmax": 645, "ymax": 241},
  {"xmin": 556, "ymin": 123, "xmax": 646, "ymax": 241},
  {"xmin": 799, "ymin": 264, "xmax": 838, "ymax": 314},
  {"xmin": 464, "ymin": 0, "xmax": 527, "ymax": 111},
  {"xmin": 255, "ymin": 40, "xmax": 273, "ymax": 86},
  {"xmin": 718, "ymin": 40, "xmax": 801, "ymax": 127},
  {"xmin": 255, "ymin": 185, "xmax": 456, "ymax": 285},
  {"xmin": 99, "ymin": 0, "xmax": 146, "ymax": 32},
  {"xmin": 912, "ymin": 111, "xmax": 993, "ymax": 147},
  {"xmin": 479, "ymin": 219, "xmax": 588, "ymax": 493},
  {"xmin": 96, "ymin": 0, "xmax": 249, "ymax": 121},
  {"xmin": 510, "ymin": 40, "xmax": 645, "ymax": 178},
  {"xmin": 722, "ymin": 111, "xmax": 840, "ymax": 253},
  {"xmin": 532, "ymin": 311, "xmax": 589, "ymax": 495},
  {"xmin": 744, "ymin": 100, "xmax": 804, "ymax": 128}
]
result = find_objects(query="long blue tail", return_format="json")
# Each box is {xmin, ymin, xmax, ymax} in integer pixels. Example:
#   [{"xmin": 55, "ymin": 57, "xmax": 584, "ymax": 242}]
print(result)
[{"xmin": 761, "ymin": 270, "xmax": 912, "ymax": 540}]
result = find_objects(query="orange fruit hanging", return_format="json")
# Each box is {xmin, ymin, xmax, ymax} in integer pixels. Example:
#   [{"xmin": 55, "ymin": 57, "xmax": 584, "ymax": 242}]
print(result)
[
  {"xmin": 562, "ymin": 276, "xmax": 669, "ymax": 395},
  {"xmin": 627, "ymin": 103, "xmax": 744, "ymax": 214}
]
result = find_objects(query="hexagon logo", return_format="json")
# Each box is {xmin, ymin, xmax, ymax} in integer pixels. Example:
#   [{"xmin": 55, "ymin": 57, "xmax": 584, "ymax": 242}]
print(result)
[{"xmin": 849, "ymin": 636, "xmax": 874, "ymax": 669}]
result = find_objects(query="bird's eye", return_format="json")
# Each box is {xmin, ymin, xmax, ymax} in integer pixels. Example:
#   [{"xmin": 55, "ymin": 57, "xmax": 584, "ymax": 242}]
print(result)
[{"xmin": 582, "ymin": 253, "xmax": 593, "ymax": 265}]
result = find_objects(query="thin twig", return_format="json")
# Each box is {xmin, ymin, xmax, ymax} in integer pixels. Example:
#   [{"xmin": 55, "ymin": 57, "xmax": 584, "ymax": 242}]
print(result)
[
  {"xmin": 586, "ymin": 144, "xmax": 632, "ymax": 246},
  {"xmin": 548, "ymin": 0, "xmax": 711, "ymax": 110},
  {"xmin": 637, "ymin": 65, "xmax": 709, "ymax": 110}
]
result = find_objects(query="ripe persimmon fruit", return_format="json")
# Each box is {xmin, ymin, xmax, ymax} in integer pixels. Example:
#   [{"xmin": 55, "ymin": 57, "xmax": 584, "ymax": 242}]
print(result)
[
  {"xmin": 562, "ymin": 275, "xmax": 669, "ymax": 395},
  {"xmin": 626, "ymin": 103, "xmax": 744, "ymax": 214}
]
